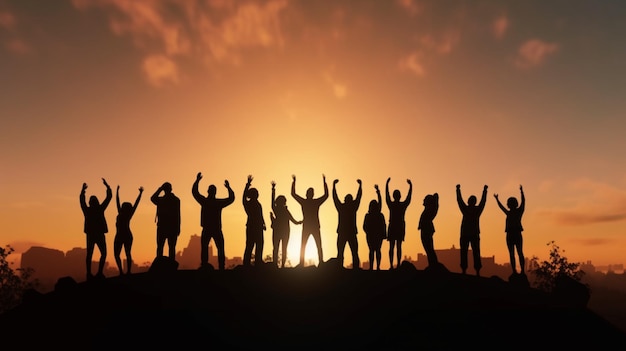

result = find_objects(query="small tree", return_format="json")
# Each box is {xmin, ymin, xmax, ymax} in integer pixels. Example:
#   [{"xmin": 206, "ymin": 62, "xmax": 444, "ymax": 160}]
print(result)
[
  {"xmin": 530, "ymin": 240, "xmax": 585, "ymax": 292},
  {"xmin": 0, "ymin": 245, "xmax": 38, "ymax": 314}
]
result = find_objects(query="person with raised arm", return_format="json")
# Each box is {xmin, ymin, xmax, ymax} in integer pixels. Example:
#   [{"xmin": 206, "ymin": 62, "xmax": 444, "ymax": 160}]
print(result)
[
  {"xmin": 333, "ymin": 179, "xmax": 363, "ymax": 269},
  {"xmin": 192, "ymin": 172, "xmax": 234, "ymax": 270},
  {"xmin": 271, "ymin": 181, "xmax": 302, "ymax": 268},
  {"xmin": 291, "ymin": 174, "xmax": 328, "ymax": 267},
  {"xmin": 456, "ymin": 184, "xmax": 488, "ymax": 276},
  {"xmin": 242, "ymin": 175, "xmax": 266, "ymax": 267},
  {"xmin": 494, "ymin": 185, "xmax": 526, "ymax": 275},
  {"xmin": 79, "ymin": 178, "xmax": 112, "ymax": 280},
  {"xmin": 418, "ymin": 192, "xmax": 439, "ymax": 268},
  {"xmin": 385, "ymin": 177, "xmax": 412, "ymax": 270},
  {"xmin": 151, "ymin": 182, "xmax": 181, "ymax": 260},
  {"xmin": 114, "ymin": 185, "xmax": 143, "ymax": 275},
  {"xmin": 363, "ymin": 184, "xmax": 386, "ymax": 271}
]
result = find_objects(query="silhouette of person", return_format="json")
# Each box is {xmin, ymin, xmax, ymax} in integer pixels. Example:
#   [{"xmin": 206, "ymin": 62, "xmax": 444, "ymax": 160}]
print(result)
[
  {"xmin": 456, "ymin": 184, "xmax": 488, "ymax": 276},
  {"xmin": 114, "ymin": 185, "xmax": 143, "ymax": 275},
  {"xmin": 242, "ymin": 175, "xmax": 266, "ymax": 266},
  {"xmin": 495, "ymin": 185, "xmax": 526, "ymax": 275},
  {"xmin": 363, "ymin": 184, "xmax": 386, "ymax": 271},
  {"xmin": 418, "ymin": 193, "xmax": 439, "ymax": 268},
  {"xmin": 271, "ymin": 181, "xmax": 302, "ymax": 268},
  {"xmin": 333, "ymin": 179, "xmax": 363, "ymax": 269},
  {"xmin": 291, "ymin": 174, "xmax": 328, "ymax": 267},
  {"xmin": 79, "ymin": 178, "xmax": 112, "ymax": 280},
  {"xmin": 192, "ymin": 172, "xmax": 234, "ymax": 270},
  {"xmin": 150, "ymin": 182, "xmax": 181, "ymax": 260},
  {"xmin": 385, "ymin": 177, "xmax": 412, "ymax": 269}
]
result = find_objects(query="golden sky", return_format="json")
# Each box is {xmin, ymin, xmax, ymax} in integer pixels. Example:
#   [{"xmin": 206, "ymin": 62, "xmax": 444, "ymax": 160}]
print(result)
[{"xmin": 2, "ymin": 0, "xmax": 626, "ymax": 269}]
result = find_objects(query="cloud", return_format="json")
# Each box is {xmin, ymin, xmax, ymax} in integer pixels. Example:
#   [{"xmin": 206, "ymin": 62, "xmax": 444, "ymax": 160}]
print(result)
[
  {"xmin": 419, "ymin": 31, "xmax": 460, "ymax": 54},
  {"xmin": 571, "ymin": 238, "xmax": 614, "ymax": 247},
  {"xmin": 398, "ymin": 51, "xmax": 426, "ymax": 77},
  {"xmin": 323, "ymin": 71, "xmax": 347, "ymax": 99},
  {"xmin": 492, "ymin": 15, "xmax": 508, "ymax": 40},
  {"xmin": 0, "ymin": 10, "xmax": 16, "ymax": 30},
  {"xmin": 538, "ymin": 178, "xmax": 626, "ymax": 226},
  {"xmin": 142, "ymin": 54, "xmax": 180, "ymax": 87},
  {"xmin": 514, "ymin": 38, "xmax": 559, "ymax": 69},
  {"xmin": 396, "ymin": 0, "xmax": 421, "ymax": 16},
  {"xmin": 73, "ymin": 0, "xmax": 289, "ymax": 84},
  {"xmin": 5, "ymin": 37, "xmax": 31, "ymax": 55}
]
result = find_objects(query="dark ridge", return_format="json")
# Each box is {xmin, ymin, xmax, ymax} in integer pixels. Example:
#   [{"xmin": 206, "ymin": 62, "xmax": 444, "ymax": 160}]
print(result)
[{"xmin": 1, "ymin": 263, "xmax": 625, "ymax": 350}]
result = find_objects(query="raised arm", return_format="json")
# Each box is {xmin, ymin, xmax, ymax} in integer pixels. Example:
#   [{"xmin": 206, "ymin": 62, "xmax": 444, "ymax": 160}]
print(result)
[
  {"xmin": 224, "ymin": 180, "xmax": 235, "ymax": 206},
  {"xmin": 385, "ymin": 178, "xmax": 391, "ymax": 206},
  {"xmin": 291, "ymin": 175, "xmax": 304, "ymax": 203},
  {"xmin": 320, "ymin": 174, "xmax": 329, "ymax": 202},
  {"xmin": 355, "ymin": 179, "xmax": 363, "ymax": 209},
  {"xmin": 132, "ymin": 186, "xmax": 143, "ymax": 215},
  {"xmin": 404, "ymin": 179, "xmax": 412, "ymax": 205},
  {"xmin": 375, "ymin": 184, "xmax": 381, "ymax": 207},
  {"xmin": 243, "ymin": 175, "xmax": 252, "ymax": 206},
  {"xmin": 332, "ymin": 179, "xmax": 340, "ymax": 207},
  {"xmin": 192, "ymin": 173, "xmax": 203, "ymax": 203},
  {"xmin": 271, "ymin": 181, "xmax": 276, "ymax": 212},
  {"xmin": 519, "ymin": 185, "xmax": 525, "ymax": 213},
  {"xmin": 116, "ymin": 185, "xmax": 121, "ymax": 212},
  {"xmin": 494, "ymin": 193, "xmax": 507, "ymax": 213},
  {"xmin": 456, "ymin": 184, "xmax": 465, "ymax": 208},
  {"xmin": 101, "ymin": 178, "xmax": 113, "ymax": 209},
  {"xmin": 80, "ymin": 183, "xmax": 87, "ymax": 211},
  {"xmin": 433, "ymin": 193, "xmax": 439, "ymax": 216},
  {"xmin": 151, "ymin": 184, "xmax": 163, "ymax": 205},
  {"xmin": 478, "ymin": 185, "xmax": 488, "ymax": 210}
]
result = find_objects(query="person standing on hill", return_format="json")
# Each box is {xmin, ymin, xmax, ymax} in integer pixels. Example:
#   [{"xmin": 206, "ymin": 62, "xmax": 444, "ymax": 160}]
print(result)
[
  {"xmin": 114, "ymin": 185, "xmax": 143, "ymax": 275},
  {"xmin": 456, "ymin": 184, "xmax": 488, "ymax": 276},
  {"xmin": 385, "ymin": 177, "xmax": 412, "ymax": 270},
  {"xmin": 494, "ymin": 185, "xmax": 526, "ymax": 275},
  {"xmin": 80, "ymin": 178, "xmax": 112, "ymax": 280},
  {"xmin": 192, "ymin": 172, "xmax": 234, "ymax": 270},
  {"xmin": 271, "ymin": 181, "xmax": 302, "ymax": 268},
  {"xmin": 418, "ymin": 192, "xmax": 439, "ymax": 268},
  {"xmin": 151, "ymin": 182, "xmax": 181, "ymax": 260},
  {"xmin": 242, "ymin": 175, "xmax": 266, "ymax": 267},
  {"xmin": 333, "ymin": 179, "xmax": 363, "ymax": 269},
  {"xmin": 363, "ymin": 184, "xmax": 386, "ymax": 270},
  {"xmin": 291, "ymin": 174, "xmax": 328, "ymax": 267}
]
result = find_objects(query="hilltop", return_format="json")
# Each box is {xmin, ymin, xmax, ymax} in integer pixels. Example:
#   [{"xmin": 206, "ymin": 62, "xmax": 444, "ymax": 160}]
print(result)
[{"xmin": 1, "ymin": 261, "xmax": 625, "ymax": 350}]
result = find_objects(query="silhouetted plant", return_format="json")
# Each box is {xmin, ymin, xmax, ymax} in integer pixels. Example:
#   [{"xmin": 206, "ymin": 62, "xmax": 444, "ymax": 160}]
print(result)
[
  {"xmin": 530, "ymin": 241, "xmax": 585, "ymax": 292},
  {"xmin": 0, "ymin": 245, "xmax": 37, "ymax": 314}
]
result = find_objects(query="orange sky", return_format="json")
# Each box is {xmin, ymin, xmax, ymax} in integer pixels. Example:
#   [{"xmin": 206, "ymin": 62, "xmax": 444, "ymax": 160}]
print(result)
[{"xmin": 1, "ymin": 0, "xmax": 626, "ymax": 270}]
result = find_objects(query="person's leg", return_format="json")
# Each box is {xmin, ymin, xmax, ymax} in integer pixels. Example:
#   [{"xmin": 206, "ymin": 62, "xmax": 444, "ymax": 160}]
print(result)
[
  {"xmin": 255, "ymin": 229, "xmax": 264, "ymax": 265},
  {"xmin": 517, "ymin": 235, "xmax": 525, "ymax": 274},
  {"xmin": 215, "ymin": 232, "xmax": 226, "ymax": 270},
  {"xmin": 300, "ymin": 230, "xmax": 309, "ymax": 266},
  {"xmin": 396, "ymin": 240, "xmax": 402, "ymax": 268},
  {"xmin": 282, "ymin": 234, "xmax": 290, "ymax": 268},
  {"xmin": 337, "ymin": 234, "xmax": 347, "ymax": 266},
  {"xmin": 313, "ymin": 229, "xmax": 323, "ymax": 264},
  {"xmin": 460, "ymin": 236, "xmax": 469, "ymax": 274},
  {"xmin": 114, "ymin": 237, "xmax": 123, "ymax": 275},
  {"xmin": 472, "ymin": 237, "xmax": 482, "ymax": 276},
  {"xmin": 168, "ymin": 235, "xmax": 178, "ymax": 259},
  {"xmin": 273, "ymin": 232, "xmax": 280, "ymax": 266},
  {"xmin": 349, "ymin": 235, "xmax": 359, "ymax": 269},
  {"xmin": 507, "ymin": 234, "xmax": 516, "ymax": 274},
  {"xmin": 126, "ymin": 236, "xmax": 133, "ymax": 274},
  {"xmin": 86, "ymin": 235, "xmax": 95, "ymax": 279},
  {"xmin": 200, "ymin": 230, "xmax": 210, "ymax": 266},
  {"xmin": 389, "ymin": 240, "xmax": 396, "ymax": 269},
  {"xmin": 156, "ymin": 231, "xmax": 165, "ymax": 258},
  {"xmin": 96, "ymin": 235, "xmax": 107, "ymax": 276},
  {"xmin": 368, "ymin": 239, "xmax": 374, "ymax": 270},
  {"xmin": 243, "ymin": 228, "xmax": 254, "ymax": 266}
]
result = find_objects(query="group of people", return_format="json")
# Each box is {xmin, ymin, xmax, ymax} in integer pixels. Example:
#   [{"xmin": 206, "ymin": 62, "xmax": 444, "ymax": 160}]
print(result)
[{"xmin": 79, "ymin": 175, "xmax": 526, "ymax": 280}]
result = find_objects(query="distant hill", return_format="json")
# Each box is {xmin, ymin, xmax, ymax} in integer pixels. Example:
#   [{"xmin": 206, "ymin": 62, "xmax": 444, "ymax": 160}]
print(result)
[{"xmin": 1, "ymin": 260, "xmax": 625, "ymax": 349}]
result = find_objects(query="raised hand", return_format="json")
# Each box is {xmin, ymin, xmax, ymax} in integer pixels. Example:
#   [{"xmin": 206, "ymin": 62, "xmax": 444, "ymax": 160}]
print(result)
[
  {"xmin": 102, "ymin": 178, "xmax": 110, "ymax": 187},
  {"xmin": 387, "ymin": 177, "xmax": 391, "ymax": 184},
  {"xmin": 456, "ymin": 184, "xmax": 460, "ymax": 189},
  {"xmin": 271, "ymin": 181, "xmax": 276, "ymax": 188},
  {"xmin": 196, "ymin": 172, "xmax": 202, "ymax": 181},
  {"xmin": 292, "ymin": 174, "xmax": 296, "ymax": 181},
  {"xmin": 484, "ymin": 185, "xmax": 488, "ymax": 191},
  {"xmin": 117, "ymin": 185, "xmax": 120, "ymax": 191},
  {"xmin": 357, "ymin": 179, "xmax": 362, "ymax": 185},
  {"xmin": 494, "ymin": 193, "xmax": 499, "ymax": 200},
  {"xmin": 374, "ymin": 184, "xmax": 379, "ymax": 191},
  {"xmin": 247, "ymin": 175, "xmax": 253, "ymax": 184},
  {"xmin": 407, "ymin": 179, "xmax": 412, "ymax": 185},
  {"xmin": 82, "ymin": 183, "xmax": 88, "ymax": 191},
  {"xmin": 225, "ymin": 180, "xmax": 230, "ymax": 188},
  {"xmin": 139, "ymin": 186, "xmax": 144, "ymax": 193},
  {"xmin": 333, "ymin": 179, "xmax": 339, "ymax": 185}
]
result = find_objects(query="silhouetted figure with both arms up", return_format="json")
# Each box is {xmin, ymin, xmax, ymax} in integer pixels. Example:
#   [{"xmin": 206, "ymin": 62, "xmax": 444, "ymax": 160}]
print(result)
[
  {"xmin": 495, "ymin": 185, "xmax": 526, "ymax": 276},
  {"xmin": 456, "ymin": 184, "xmax": 488, "ymax": 276},
  {"xmin": 192, "ymin": 172, "xmax": 234, "ymax": 270},
  {"xmin": 151, "ymin": 182, "xmax": 181, "ymax": 260},
  {"xmin": 114, "ymin": 185, "xmax": 143, "ymax": 275},
  {"xmin": 291, "ymin": 174, "xmax": 328, "ymax": 267},
  {"xmin": 363, "ymin": 184, "xmax": 386, "ymax": 271},
  {"xmin": 333, "ymin": 179, "xmax": 363, "ymax": 270},
  {"xmin": 271, "ymin": 181, "xmax": 302, "ymax": 268},
  {"xmin": 386, "ymin": 177, "xmax": 412, "ymax": 270},
  {"xmin": 242, "ymin": 175, "xmax": 266, "ymax": 267},
  {"xmin": 418, "ymin": 192, "xmax": 439, "ymax": 268},
  {"xmin": 79, "ymin": 178, "xmax": 112, "ymax": 280}
]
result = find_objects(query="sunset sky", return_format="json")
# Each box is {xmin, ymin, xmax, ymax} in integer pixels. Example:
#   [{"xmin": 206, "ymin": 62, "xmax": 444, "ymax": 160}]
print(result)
[{"xmin": 2, "ymin": 0, "xmax": 625, "ymax": 271}]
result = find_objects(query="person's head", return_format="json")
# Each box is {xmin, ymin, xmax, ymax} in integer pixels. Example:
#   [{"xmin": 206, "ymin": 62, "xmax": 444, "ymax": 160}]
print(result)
[
  {"xmin": 208, "ymin": 184, "xmax": 217, "ymax": 197},
  {"xmin": 275, "ymin": 195, "xmax": 287, "ymax": 207},
  {"xmin": 306, "ymin": 187, "xmax": 314, "ymax": 199},
  {"xmin": 507, "ymin": 197, "xmax": 518, "ymax": 209},
  {"xmin": 423, "ymin": 194, "xmax": 434, "ymax": 206},
  {"xmin": 162, "ymin": 182, "xmax": 172, "ymax": 193},
  {"xmin": 344, "ymin": 194, "xmax": 353, "ymax": 203},
  {"xmin": 247, "ymin": 188, "xmax": 259, "ymax": 200},
  {"xmin": 393, "ymin": 190, "xmax": 401, "ymax": 201},
  {"xmin": 121, "ymin": 202, "xmax": 132, "ymax": 214},
  {"xmin": 468, "ymin": 195, "xmax": 477, "ymax": 206},
  {"xmin": 368, "ymin": 199, "xmax": 380, "ymax": 213},
  {"xmin": 89, "ymin": 196, "xmax": 99, "ymax": 207}
]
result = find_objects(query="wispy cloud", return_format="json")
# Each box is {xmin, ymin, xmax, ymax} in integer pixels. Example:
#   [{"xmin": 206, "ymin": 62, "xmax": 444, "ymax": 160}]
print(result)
[
  {"xmin": 72, "ymin": 0, "xmax": 289, "ymax": 86},
  {"xmin": 492, "ymin": 15, "xmax": 508, "ymax": 40},
  {"xmin": 571, "ymin": 238, "xmax": 614, "ymax": 247},
  {"xmin": 399, "ymin": 30, "xmax": 459, "ymax": 77},
  {"xmin": 0, "ymin": 9, "xmax": 32, "ymax": 55},
  {"xmin": 0, "ymin": 10, "xmax": 16, "ymax": 30},
  {"xmin": 398, "ymin": 51, "xmax": 426, "ymax": 77},
  {"xmin": 514, "ymin": 38, "xmax": 559, "ymax": 69},
  {"xmin": 323, "ymin": 70, "xmax": 347, "ymax": 99},
  {"xmin": 537, "ymin": 178, "xmax": 626, "ymax": 226},
  {"xmin": 396, "ymin": 0, "xmax": 421, "ymax": 16}
]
